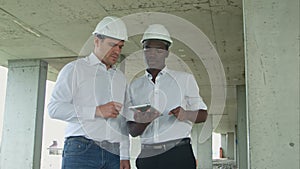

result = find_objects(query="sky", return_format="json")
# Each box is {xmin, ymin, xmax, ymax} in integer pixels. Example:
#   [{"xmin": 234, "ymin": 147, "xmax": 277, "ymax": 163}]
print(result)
[{"xmin": 0, "ymin": 65, "xmax": 221, "ymax": 168}]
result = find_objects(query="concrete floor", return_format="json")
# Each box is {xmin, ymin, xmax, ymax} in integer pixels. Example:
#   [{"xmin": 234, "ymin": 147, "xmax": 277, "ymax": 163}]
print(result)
[{"xmin": 213, "ymin": 159, "xmax": 236, "ymax": 169}]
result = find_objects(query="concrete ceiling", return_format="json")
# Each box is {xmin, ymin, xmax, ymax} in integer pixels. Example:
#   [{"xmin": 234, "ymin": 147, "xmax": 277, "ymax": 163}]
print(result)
[{"xmin": 0, "ymin": 0, "xmax": 245, "ymax": 133}]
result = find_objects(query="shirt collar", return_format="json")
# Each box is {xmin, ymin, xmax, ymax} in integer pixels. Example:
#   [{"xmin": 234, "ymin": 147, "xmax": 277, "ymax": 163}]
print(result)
[
  {"xmin": 86, "ymin": 53, "xmax": 116, "ymax": 70},
  {"xmin": 145, "ymin": 66, "xmax": 169, "ymax": 79},
  {"xmin": 160, "ymin": 66, "xmax": 169, "ymax": 75}
]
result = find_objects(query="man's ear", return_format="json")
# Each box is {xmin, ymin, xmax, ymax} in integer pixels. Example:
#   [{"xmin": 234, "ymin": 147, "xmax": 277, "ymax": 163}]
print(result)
[{"xmin": 94, "ymin": 37, "xmax": 99, "ymax": 47}]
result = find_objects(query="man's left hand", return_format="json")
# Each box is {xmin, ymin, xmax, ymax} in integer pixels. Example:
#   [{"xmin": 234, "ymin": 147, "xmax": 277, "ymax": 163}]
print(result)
[
  {"xmin": 120, "ymin": 160, "xmax": 130, "ymax": 169},
  {"xmin": 168, "ymin": 106, "xmax": 187, "ymax": 121}
]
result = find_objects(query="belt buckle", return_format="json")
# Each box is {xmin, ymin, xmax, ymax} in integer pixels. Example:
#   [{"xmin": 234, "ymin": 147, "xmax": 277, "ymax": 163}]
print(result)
[
  {"xmin": 95, "ymin": 140, "xmax": 109, "ymax": 148},
  {"xmin": 100, "ymin": 140, "xmax": 109, "ymax": 147},
  {"xmin": 153, "ymin": 144, "xmax": 166, "ymax": 150}
]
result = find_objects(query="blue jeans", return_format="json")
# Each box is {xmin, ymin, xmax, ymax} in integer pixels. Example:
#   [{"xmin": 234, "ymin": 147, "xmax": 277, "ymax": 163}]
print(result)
[{"xmin": 62, "ymin": 136, "xmax": 120, "ymax": 169}]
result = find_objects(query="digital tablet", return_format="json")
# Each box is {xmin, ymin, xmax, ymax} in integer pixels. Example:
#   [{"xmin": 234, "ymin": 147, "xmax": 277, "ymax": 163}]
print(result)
[{"xmin": 129, "ymin": 104, "xmax": 162, "ymax": 115}]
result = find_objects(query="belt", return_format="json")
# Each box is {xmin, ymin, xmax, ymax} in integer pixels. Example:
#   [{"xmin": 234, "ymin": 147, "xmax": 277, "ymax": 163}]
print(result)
[
  {"xmin": 66, "ymin": 136, "xmax": 119, "ymax": 154},
  {"xmin": 141, "ymin": 138, "xmax": 190, "ymax": 150},
  {"xmin": 94, "ymin": 140, "xmax": 119, "ymax": 150}
]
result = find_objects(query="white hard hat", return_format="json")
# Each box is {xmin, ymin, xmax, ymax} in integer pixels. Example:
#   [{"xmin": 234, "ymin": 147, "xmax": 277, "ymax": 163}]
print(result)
[
  {"xmin": 141, "ymin": 24, "xmax": 173, "ymax": 45},
  {"xmin": 92, "ymin": 16, "xmax": 128, "ymax": 41}
]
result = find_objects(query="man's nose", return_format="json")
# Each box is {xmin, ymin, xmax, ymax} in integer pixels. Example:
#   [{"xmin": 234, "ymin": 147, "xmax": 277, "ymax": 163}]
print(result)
[{"xmin": 113, "ymin": 45, "xmax": 122, "ymax": 54}]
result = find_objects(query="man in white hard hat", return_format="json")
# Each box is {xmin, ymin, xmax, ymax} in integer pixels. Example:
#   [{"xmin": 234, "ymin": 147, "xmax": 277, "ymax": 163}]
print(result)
[
  {"xmin": 125, "ymin": 24, "xmax": 208, "ymax": 169},
  {"xmin": 48, "ymin": 16, "xmax": 130, "ymax": 169}
]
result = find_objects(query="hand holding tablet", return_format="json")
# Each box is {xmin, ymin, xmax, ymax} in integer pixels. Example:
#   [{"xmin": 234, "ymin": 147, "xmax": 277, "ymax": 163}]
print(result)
[{"xmin": 129, "ymin": 104, "xmax": 162, "ymax": 123}]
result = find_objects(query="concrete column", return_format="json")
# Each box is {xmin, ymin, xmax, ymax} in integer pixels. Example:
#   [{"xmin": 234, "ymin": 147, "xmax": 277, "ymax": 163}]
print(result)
[
  {"xmin": 0, "ymin": 59, "xmax": 48, "ymax": 169},
  {"xmin": 243, "ymin": 0, "xmax": 299, "ymax": 168},
  {"xmin": 221, "ymin": 133, "xmax": 226, "ymax": 157},
  {"xmin": 236, "ymin": 85, "xmax": 248, "ymax": 169},
  {"xmin": 192, "ymin": 114, "xmax": 212, "ymax": 169},
  {"xmin": 226, "ymin": 132, "xmax": 234, "ymax": 159}
]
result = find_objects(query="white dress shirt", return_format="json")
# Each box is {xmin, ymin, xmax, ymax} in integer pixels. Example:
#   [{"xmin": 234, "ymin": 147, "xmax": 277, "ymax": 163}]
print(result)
[
  {"xmin": 125, "ymin": 67, "xmax": 207, "ymax": 144},
  {"xmin": 48, "ymin": 53, "xmax": 129, "ymax": 159}
]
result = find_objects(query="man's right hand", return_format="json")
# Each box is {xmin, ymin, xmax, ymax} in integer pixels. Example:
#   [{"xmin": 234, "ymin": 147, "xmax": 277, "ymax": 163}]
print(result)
[
  {"xmin": 133, "ymin": 108, "xmax": 160, "ymax": 123},
  {"xmin": 95, "ymin": 101, "xmax": 122, "ymax": 118}
]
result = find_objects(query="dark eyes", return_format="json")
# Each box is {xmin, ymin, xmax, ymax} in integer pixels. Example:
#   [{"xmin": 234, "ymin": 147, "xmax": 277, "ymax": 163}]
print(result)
[
  {"xmin": 108, "ymin": 42, "xmax": 123, "ymax": 49},
  {"xmin": 143, "ymin": 45, "xmax": 165, "ymax": 50},
  {"xmin": 143, "ymin": 47, "xmax": 167, "ymax": 53}
]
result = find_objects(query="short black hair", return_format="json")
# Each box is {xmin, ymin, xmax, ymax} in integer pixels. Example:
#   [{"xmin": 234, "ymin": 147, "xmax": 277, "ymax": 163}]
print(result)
[{"xmin": 96, "ymin": 34, "xmax": 106, "ymax": 40}]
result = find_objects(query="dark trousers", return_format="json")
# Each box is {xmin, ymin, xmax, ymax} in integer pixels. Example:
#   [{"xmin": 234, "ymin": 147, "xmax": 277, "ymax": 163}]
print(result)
[{"xmin": 136, "ymin": 143, "xmax": 196, "ymax": 169}]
